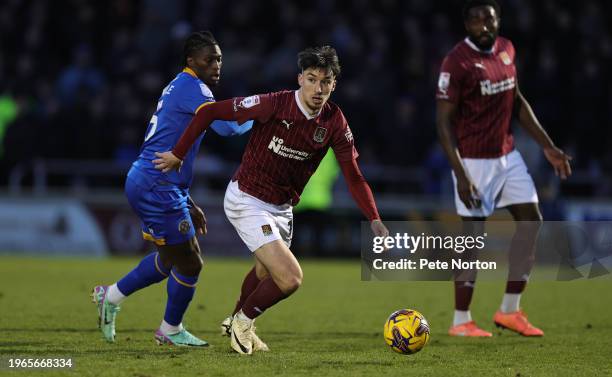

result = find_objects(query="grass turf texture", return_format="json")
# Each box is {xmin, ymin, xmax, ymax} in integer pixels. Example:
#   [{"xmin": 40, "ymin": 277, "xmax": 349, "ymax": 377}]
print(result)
[{"xmin": 0, "ymin": 257, "xmax": 610, "ymax": 377}]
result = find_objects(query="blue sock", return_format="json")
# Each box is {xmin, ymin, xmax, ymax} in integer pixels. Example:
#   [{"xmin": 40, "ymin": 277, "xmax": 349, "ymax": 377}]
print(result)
[
  {"xmin": 164, "ymin": 269, "xmax": 199, "ymax": 326},
  {"xmin": 116, "ymin": 252, "xmax": 170, "ymax": 296}
]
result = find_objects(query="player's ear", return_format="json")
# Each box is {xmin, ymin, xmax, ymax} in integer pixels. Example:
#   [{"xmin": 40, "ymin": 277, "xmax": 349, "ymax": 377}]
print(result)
[
  {"xmin": 297, "ymin": 72, "xmax": 304, "ymax": 87},
  {"xmin": 331, "ymin": 79, "xmax": 337, "ymax": 92}
]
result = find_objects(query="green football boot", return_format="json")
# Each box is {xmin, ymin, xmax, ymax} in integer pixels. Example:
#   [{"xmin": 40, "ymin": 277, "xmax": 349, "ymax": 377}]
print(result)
[
  {"xmin": 154, "ymin": 328, "xmax": 209, "ymax": 347},
  {"xmin": 91, "ymin": 285, "xmax": 121, "ymax": 342}
]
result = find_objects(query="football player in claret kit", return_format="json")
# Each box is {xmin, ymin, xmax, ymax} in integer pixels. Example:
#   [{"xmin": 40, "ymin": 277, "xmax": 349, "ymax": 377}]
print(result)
[
  {"xmin": 91, "ymin": 31, "xmax": 253, "ymax": 346},
  {"xmin": 154, "ymin": 45, "xmax": 390, "ymax": 354},
  {"xmin": 436, "ymin": 0, "xmax": 572, "ymax": 337}
]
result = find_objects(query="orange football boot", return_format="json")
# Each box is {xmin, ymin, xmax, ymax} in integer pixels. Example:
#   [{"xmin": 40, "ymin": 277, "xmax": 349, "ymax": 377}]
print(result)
[
  {"xmin": 493, "ymin": 310, "xmax": 544, "ymax": 336},
  {"xmin": 448, "ymin": 321, "xmax": 493, "ymax": 337}
]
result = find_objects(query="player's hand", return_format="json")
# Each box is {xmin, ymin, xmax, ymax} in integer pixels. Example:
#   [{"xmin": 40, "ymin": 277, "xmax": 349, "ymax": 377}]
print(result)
[
  {"xmin": 543, "ymin": 146, "xmax": 572, "ymax": 180},
  {"xmin": 189, "ymin": 204, "xmax": 207, "ymax": 235},
  {"xmin": 456, "ymin": 176, "xmax": 481, "ymax": 209},
  {"xmin": 371, "ymin": 219, "xmax": 389, "ymax": 238},
  {"xmin": 153, "ymin": 151, "xmax": 183, "ymax": 173}
]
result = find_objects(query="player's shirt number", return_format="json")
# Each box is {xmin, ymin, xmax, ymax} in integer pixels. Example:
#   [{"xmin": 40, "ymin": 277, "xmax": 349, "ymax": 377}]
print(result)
[{"xmin": 144, "ymin": 100, "xmax": 163, "ymax": 142}]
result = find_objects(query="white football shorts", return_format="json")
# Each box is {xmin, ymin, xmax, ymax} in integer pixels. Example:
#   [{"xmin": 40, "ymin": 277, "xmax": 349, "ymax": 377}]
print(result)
[
  {"xmin": 452, "ymin": 150, "xmax": 538, "ymax": 217},
  {"xmin": 223, "ymin": 180, "xmax": 293, "ymax": 252}
]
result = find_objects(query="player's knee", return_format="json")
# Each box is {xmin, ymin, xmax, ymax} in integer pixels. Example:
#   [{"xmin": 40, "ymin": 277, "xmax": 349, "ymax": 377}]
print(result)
[
  {"xmin": 279, "ymin": 273, "xmax": 302, "ymax": 295},
  {"xmin": 516, "ymin": 217, "xmax": 542, "ymax": 238},
  {"xmin": 157, "ymin": 252, "xmax": 173, "ymax": 271},
  {"xmin": 282, "ymin": 277, "xmax": 302, "ymax": 294},
  {"xmin": 525, "ymin": 213, "xmax": 543, "ymax": 224},
  {"xmin": 175, "ymin": 254, "xmax": 203, "ymax": 276}
]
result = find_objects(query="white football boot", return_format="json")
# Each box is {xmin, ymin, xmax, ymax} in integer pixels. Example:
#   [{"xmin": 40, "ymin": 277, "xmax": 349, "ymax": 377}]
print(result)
[
  {"xmin": 230, "ymin": 311, "xmax": 253, "ymax": 355},
  {"xmin": 223, "ymin": 314, "xmax": 269, "ymax": 352},
  {"xmin": 250, "ymin": 324, "xmax": 270, "ymax": 352},
  {"xmin": 221, "ymin": 316, "xmax": 232, "ymax": 336}
]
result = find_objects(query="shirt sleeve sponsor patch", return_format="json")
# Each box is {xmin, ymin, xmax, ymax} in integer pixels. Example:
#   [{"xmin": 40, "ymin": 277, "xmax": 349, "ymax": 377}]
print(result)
[
  {"xmin": 238, "ymin": 95, "xmax": 260, "ymax": 109},
  {"xmin": 344, "ymin": 127, "xmax": 354, "ymax": 144},
  {"xmin": 199, "ymin": 83, "xmax": 214, "ymax": 99},
  {"xmin": 438, "ymin": 72, "xmax": 451, "ymax": 94},
  {"xmin": 499, "ymin": 51, "xmax": 512, "ymax": 65}
]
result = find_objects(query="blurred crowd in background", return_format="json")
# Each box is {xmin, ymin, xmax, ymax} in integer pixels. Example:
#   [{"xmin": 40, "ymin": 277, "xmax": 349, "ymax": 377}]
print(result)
[{"xmin": 1, "ymin": 0, "xmax": 611, "ymax": 198}]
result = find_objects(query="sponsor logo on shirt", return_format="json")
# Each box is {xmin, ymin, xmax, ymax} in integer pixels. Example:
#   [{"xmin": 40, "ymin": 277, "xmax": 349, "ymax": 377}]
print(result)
[
  {"xmin": 480, "ymin": 77, "xmax": 515, "ymax": 96},
  {"xmin": 281, "ymin": 120, "xmax": 293, "ymax": 130},
  {"xmin": 267, "ymin": 136, "xmax": 311, "ymax": 161}
]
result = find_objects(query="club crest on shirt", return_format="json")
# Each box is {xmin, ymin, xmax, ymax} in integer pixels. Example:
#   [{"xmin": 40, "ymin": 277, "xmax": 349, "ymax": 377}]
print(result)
[
  {"xmin": 261, "ymin": 224, "xmax": 273, "ymax": 236},
  {"xmin": 499, "ymin": 51, "xmax": 512, "ymax": 65},
  {"xmin": 313, "ymin": 127, "xmax": 327, "ymax": 143},
  {"xmin": 438, "ymin": 72, "xmax": 451, "ymax": 94},
  {"xmin": 178, "ymin": 220, "xmax": 191, "ymax": 234}
]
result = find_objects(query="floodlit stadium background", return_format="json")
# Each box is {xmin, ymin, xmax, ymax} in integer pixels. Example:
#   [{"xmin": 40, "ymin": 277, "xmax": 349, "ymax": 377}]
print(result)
[{"xmin": 1, "ymin": 0, "xmax": 611, "ymax": 257}]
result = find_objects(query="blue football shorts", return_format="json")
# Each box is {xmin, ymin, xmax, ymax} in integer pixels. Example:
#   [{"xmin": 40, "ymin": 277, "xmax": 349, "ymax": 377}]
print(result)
[{"xmin": 125, "ymin": 176, "xmax": 195, "ymax": 246}]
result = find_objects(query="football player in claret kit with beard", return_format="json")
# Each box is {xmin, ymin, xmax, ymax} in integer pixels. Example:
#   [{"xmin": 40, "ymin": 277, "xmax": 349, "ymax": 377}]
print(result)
[
  {"xmin": 436, "ymin": 0, "xmax": 572, "ymax": 337},
  {"xmin": 154, "ymin": 45, "xmax": 389, "ymax": 354}
]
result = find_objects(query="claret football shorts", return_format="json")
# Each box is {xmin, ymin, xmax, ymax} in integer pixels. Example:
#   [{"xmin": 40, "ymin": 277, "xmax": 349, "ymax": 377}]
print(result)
[
  {"xmin": 224, "ymin": 180, "xmax": 293, "ymax": 252},
  {"xmin": 452, "ymin": 150, "xmax": 539, "ymax": 217}
]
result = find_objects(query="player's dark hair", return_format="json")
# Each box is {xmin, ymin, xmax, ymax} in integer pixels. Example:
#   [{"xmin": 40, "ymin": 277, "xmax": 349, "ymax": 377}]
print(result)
[
  {"xmin": 297, "ymin": 46, "xmax": 341, "ymax": 78},
  {"xmin": 462, "ymin": 0, "xmax": 500, "ymax": 19},
  {"xmin": 183, "ymin": 30, "xmax": 218, "ymax": 66}
]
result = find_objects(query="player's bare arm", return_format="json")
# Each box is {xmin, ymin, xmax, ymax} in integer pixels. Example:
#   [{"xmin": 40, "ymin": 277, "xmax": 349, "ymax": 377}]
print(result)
[
  {"xmin": 514, "ymin": 84, "xmax": 572, "ymax": 179},
  {"xmin": 187, "ymin": 196, "xmax": 207, "ymax": 235},
  {"xmin": 436, "ymin": 99, "xmax": 481, "ymax": 209}
]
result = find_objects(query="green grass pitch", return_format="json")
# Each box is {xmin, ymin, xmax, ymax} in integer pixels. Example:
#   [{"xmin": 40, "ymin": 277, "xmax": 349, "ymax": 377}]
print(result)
[{"xmin": 0, "ymin": 256, "xmax": 610, "ymax": 377}]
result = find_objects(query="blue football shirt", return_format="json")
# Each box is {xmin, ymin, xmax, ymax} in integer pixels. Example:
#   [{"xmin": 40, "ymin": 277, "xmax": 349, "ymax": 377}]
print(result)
[{"xmin": 129, "ymin": 68, "xmax": 252, "ymax": 189}]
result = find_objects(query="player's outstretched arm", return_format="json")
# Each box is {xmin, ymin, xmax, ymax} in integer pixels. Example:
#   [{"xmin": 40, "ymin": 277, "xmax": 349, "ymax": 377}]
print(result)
[
  {"xmin": 153, "ymin": 99, "xmax": 237, "ymax": 173},
  {"xmin": 514, "ymin": 84, "xmax": 572, "ymax": 179},
  {"xmin": 338, "ymin": 159, "xmax": 389, "ymax": 237},
  {"xmin": 436, "ymin": 99, "xmax": 481, "ymax": 209}
]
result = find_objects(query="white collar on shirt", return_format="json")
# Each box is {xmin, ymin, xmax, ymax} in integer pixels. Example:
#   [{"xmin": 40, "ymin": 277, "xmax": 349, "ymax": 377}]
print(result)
[
  {"xmin": 464, "ymin": 37, "xmax": 496, "ymax": 54},
  {"xmin": 295, "ymin": 90, "xmax": 321, "ymax": 120}
]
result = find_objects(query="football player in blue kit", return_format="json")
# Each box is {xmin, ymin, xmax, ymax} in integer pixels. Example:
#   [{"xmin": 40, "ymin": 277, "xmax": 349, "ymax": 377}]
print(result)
[{"xmin": 92, "ymin": 31, "xmax": 253, "ymax": 346}]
